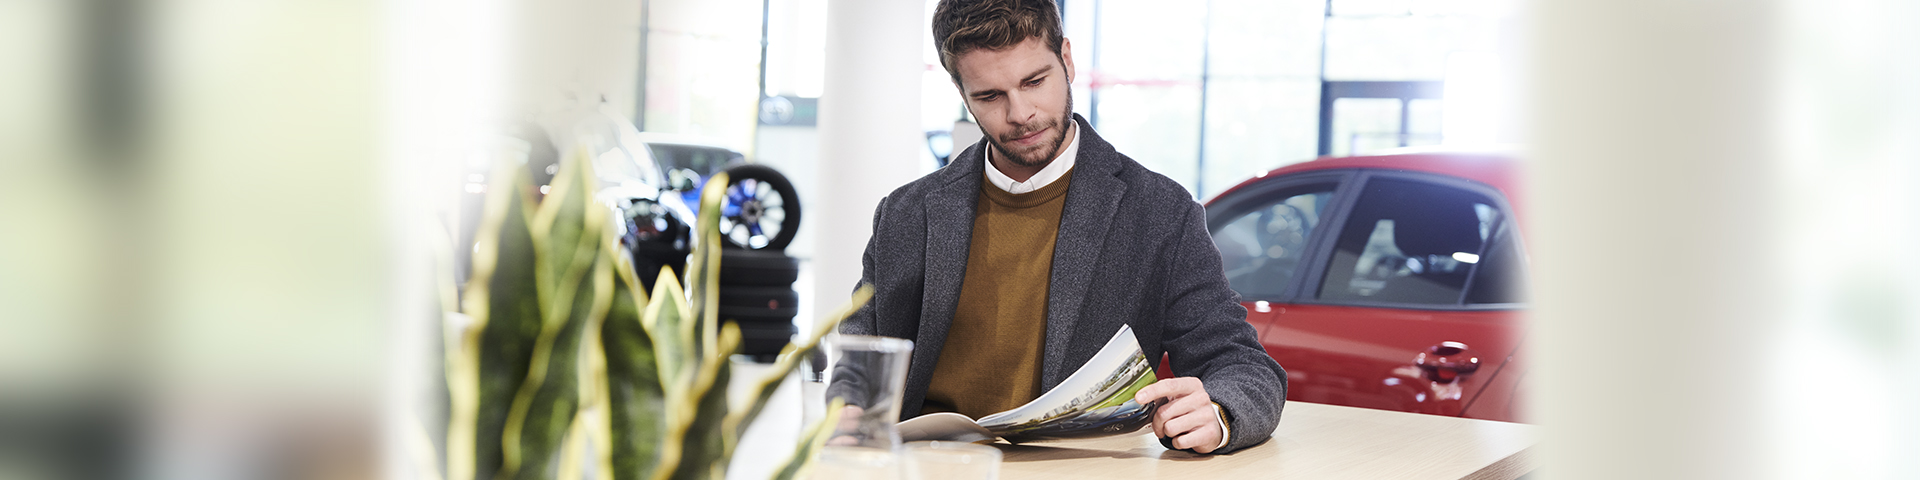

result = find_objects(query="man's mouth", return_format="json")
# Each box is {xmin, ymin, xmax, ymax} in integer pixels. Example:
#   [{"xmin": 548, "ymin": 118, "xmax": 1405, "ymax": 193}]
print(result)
[{"xmin": 1008, "ymin": 126, "xmax": 1049, "ymax": 146}]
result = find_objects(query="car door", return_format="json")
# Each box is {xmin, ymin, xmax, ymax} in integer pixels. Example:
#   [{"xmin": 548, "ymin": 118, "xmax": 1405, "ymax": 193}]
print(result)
[{"xmin": 1271, "ymin": 171, "xmax": 1527, "ymax": 421}]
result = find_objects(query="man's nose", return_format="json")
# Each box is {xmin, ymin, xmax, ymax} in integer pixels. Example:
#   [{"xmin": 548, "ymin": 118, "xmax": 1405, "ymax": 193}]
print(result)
[{"xmin": 1005, "ymin": 92, "xmax": 1036, "ymax": 125}]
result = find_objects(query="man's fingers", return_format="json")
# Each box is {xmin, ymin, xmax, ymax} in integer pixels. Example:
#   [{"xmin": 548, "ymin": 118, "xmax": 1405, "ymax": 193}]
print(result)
[
  {"xmin": 1134, "ymin": 383, "xmax": 1162, "ymax": 405},
  {"xmin": 1172, "ymin": 428, "xmax": 1222, "ymax": 453},
  {"xmin": 1136, "ymin": 377, "xmax": 1223, "ymax": 454},
  {"xmin": 1170, "ymin": 431, "xmax": 1201, "ymax": 450},
  {"xmin": 1162, "ymin": 409, "xmax": 1211, "ymax": 438},
  {"xmin": 1163, "ymin": 405, "xmax": 1223, "ymax": 453},
  {"xmin": 1165, "ymin": 388, "xmax": 1211, "ymax": 415},
  {"xmin": 1134, "ymin": 377, "xmax": 1201, "ymax": 405}
]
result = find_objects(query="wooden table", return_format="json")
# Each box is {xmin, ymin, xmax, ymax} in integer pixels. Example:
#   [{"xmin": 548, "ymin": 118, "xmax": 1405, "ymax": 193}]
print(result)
[{"xmin": 992, "ymin": 402, "xmax": 1537, "ymax": 480}]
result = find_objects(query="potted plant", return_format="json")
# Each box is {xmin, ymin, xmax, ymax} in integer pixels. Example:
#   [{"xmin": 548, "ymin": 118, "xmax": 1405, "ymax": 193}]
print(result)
[{"xmin": 414, "ymin": 149, "xmax": 864, "ymax": 480}]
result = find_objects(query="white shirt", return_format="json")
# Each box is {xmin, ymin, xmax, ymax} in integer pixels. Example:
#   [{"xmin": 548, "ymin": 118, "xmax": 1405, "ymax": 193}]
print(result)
[{"xmin": 984, "ymin": 122, "xmax": 1080, "ymax": 194}]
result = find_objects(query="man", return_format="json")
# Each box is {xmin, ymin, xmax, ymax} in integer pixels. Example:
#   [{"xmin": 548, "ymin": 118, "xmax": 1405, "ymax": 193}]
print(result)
[{"xmin": 834, "ymin": 0, "xmax": 1285, "ymax": 454}]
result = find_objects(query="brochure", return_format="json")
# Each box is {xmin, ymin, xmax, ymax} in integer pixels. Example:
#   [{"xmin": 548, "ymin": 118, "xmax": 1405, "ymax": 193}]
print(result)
[{"xmin": 896, "ymin": 325, "xmax": 1159, "ymax": 443}]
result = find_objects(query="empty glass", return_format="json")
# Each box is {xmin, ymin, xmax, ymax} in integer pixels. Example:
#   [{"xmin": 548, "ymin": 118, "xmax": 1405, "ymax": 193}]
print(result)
[
  {"xmin": 808, "ymin": 334, "xmax": 913, "ymax": 479},
  {"xmin": 821, "ymin": 334, "xmax": 913, "ymax": 450}
]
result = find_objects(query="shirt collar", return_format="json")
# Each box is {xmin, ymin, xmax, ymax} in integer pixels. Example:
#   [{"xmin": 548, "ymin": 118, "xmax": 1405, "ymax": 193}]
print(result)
[{"xmin": 985, "ymin": 122, "xmax": 1080, "ymax": 194}]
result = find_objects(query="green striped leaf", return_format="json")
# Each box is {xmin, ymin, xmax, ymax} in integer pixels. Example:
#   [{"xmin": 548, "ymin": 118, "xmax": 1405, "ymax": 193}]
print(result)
[
  {"xmin": 604, "ymin": 250, "xmax": 665, "ymax": 480},
  {"xmin": 498, "ymin": 151, "xmax": 609, "ymax": 480},
  {"xmin": 669, "ymin": 324, "xmax": 739, "ymax": 480},
  {"xmin": 458, "ymin": 160, "xmax": 544, "ymax": 480}
]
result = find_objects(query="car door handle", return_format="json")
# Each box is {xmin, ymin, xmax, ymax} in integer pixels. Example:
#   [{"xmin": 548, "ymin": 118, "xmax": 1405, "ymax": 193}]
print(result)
[{"xmin": 1414, "ymin": 341, "xmax": 1481, "ymax": 383}]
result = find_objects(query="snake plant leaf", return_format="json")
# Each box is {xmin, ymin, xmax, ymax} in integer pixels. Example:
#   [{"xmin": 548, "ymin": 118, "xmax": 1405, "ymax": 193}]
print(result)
[
  {"xmin": 641, "ymin": 270, "xmax": 696, "ymax": 480},
  {"xmin": 498, "ymin": 156, "xmax": 609, "ymax": 480},
  {"xmin": 530, "ymin": 148, "xmax": 595, "ymax": 312},
  {"xmin": 456, "ymin": 160, "xmax": 545, "ymax": 480},
  {"xmin": 769, "ymin": 398, "xmax": 846, "ymax": 480},
  {"xmin": 720, "ymin": 287, "xmax": 871, "ymax": 459},
  {"xmin": 603, "ymin": 250, "xmax": 666, "ymax": 480},
  {"xmin": 684, "ymin": 173, "xmax": 727, "ymax": 358},
  {"xmin": 577, "ymin": 250, "xmax": 611, "ymax": 480},
  {"xmin": 669, "ymin": 323, "xmax": 741, "ymax": 480},
  {"xmin": 645, "ymin": 268, "xmax": 695, "ymax": 390},
  {"xmin": 555, "ymin": 415, "xmax": 589, "ymax": 480}
]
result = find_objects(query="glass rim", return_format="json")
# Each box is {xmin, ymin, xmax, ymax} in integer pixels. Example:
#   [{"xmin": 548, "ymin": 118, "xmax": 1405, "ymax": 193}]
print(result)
[{"xmin": 828, "ymin": 333, "xmax": 914, "ymax": 353}]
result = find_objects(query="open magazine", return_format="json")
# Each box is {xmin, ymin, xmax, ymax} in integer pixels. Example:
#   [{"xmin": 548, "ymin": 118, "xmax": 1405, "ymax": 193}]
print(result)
[{"xmin": 897, "ymin": 325, "xmax": 1159, "ymax": 443}]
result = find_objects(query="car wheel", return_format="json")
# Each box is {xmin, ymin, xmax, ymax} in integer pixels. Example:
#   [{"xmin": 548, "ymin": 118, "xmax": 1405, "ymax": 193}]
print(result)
[{"xmin": 717, "ymin": 164, "xmax": 802, "ymax": 251}]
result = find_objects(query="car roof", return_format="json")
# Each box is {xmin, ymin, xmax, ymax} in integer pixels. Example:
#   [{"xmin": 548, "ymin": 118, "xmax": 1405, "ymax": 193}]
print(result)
[
  {"xmin": 1211, "ymin": 149, "xmax": 1523, "ymax": 206},
  {"xmin": 634, "ymin": 132, "xmax": 743, "ymax": 152}
]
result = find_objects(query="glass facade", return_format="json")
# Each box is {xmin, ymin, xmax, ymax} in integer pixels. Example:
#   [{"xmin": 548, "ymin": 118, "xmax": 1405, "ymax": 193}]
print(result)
[{"xmin": 649, "ymin": 0, "xmax": 1517, "ymax": 199}]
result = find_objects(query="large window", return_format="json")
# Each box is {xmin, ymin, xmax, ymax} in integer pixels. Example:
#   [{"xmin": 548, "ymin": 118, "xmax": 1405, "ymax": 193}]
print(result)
[
  {"xmin": 1062, "ymin": 0, "xmax": 1325, "ymax": 200},
  {"xmin": 640, "ymin": 0, "xmax": 766, "ymax": 152}
]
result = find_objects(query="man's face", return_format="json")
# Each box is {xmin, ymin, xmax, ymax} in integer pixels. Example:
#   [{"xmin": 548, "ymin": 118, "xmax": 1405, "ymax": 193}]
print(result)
[{"xmin": 952, "ymin": 36, "xmax": 1076, "ymax": 168}]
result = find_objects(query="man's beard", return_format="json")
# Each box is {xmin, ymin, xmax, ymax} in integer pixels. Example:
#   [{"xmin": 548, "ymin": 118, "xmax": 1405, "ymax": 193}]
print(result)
[{"xmin": 986, "ymin": 90, "xmax": 1074, "ymax": 169}]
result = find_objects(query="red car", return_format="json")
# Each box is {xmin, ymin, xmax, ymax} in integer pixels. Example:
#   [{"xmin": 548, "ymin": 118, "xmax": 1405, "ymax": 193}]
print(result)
[{"xmin": 1203, "ymin": 150, "xmax": 1528, "ymax": 423}]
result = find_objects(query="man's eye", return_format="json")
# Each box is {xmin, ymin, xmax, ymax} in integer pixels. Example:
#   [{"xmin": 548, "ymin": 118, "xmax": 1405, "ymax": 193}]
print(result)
[
  {"xmin": 1025, "ymin": 78, "xmax": 1044, "ymax": 87},
  {"xmin": 977, "ymin": 94, "xmax": 999, "ymax": 102}
]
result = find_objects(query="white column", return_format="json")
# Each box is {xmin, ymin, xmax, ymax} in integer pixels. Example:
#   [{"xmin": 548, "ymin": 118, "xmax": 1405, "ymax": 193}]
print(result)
[
  {"xmin": 1529, "ymin": 1, "xmax": 1778, "ymax": 478},
  {"xmin": 1532, "ymin": 0, "xmax": 1920, "ymax": 478},
  {"xmin": 813, "ymin": 0, "xmax": 925, "ymax": 322}
]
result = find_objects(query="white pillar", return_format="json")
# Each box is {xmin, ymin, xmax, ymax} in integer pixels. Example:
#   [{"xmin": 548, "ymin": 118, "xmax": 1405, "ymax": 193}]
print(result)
[
  {"xmin": 1529, "ymin": 1, "xmax": 1779, "ymax": 478},
  {"xmin": 813, "ymin": 0, "xmax": 925, "ymax": 322},
  {"xmin": 1526, "ymin": 0, "xmax": 1920, "ymax": 476}
]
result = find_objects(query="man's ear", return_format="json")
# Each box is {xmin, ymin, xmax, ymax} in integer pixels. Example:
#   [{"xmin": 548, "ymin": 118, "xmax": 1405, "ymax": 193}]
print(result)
[{"xmin": 1060, "ymin": 37, "xmax": 1076, "ymax": 84}]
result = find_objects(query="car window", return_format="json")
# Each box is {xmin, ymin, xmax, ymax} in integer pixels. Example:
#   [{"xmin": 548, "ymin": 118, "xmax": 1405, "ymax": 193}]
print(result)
[
  {"xmin": 1211, "ymin": 186, "xmax": 1336, "ymax": 300},
  {"xmin": 1318, "ymin": 177, "xmax": 1511, "ymax": 306},
  {"xmin": 648, "ymin": 144, "xmax": 742, "ymax": 176}
]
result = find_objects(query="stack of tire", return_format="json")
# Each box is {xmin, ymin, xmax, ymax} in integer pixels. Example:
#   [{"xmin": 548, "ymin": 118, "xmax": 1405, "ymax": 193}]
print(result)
[{"xmin": 713, "ymin": 164, "xmax": 804, "ymax": 362}]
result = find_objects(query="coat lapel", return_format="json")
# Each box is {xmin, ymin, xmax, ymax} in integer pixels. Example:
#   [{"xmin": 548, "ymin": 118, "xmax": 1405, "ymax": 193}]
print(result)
[
  {"xmin": 909, "ymin": 141, "xmax": 983, "ymax": 406},
  {"xmin": 1041, "ymin": 115, "xmax": 1127, "ymax": 388}
]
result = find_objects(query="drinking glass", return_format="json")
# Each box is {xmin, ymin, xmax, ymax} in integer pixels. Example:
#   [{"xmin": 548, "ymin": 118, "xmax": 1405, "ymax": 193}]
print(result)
[{"xmin": 821, "ymin": 334, "xmax": 913, "ymax": 450}]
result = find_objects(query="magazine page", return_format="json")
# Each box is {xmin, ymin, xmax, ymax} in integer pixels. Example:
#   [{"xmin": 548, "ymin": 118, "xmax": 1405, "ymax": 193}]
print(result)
[
  {"xmin": 897, "ymin": 412, "xmax": 995, "ymax": 443},
  {"xmin": 974, "ymin": 325, "xmax": 1158, "ymax": 441}
]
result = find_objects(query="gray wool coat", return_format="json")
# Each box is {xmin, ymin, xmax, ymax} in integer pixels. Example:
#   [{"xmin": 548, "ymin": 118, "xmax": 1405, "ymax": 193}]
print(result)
[{"xmin": 833, "ymin": 114, "xmax": 1286, "ymax": 454}]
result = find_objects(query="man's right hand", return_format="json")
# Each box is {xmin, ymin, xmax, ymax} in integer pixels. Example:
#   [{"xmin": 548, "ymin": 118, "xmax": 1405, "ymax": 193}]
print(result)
[{"xmin": 827, "ymin": 405, "xmax": 865, "ymax": 446}]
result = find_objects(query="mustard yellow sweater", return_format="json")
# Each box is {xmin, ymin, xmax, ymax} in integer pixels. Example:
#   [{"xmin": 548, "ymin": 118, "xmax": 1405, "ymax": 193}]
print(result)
[{"xmin": 920, "ymin": 170, "xmax": 1075, "ymax": 419}]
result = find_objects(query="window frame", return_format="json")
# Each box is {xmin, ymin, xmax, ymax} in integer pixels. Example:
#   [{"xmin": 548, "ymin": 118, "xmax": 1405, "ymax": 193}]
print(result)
[{"xmin": 1290, "ymin": 169, "xmax": 1527, "ymax": 312}]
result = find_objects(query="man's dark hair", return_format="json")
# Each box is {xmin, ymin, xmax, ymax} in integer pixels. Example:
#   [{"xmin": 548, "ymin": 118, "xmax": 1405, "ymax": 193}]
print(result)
[{"xmin": 931, "ymin": 0, "xmax": 1066, "ymax": 87}]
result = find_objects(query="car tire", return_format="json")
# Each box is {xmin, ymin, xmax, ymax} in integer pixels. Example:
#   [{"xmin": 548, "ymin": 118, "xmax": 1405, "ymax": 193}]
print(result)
[
  {"xmin": 733, "ymin": 321, "xmax": 795, "ymax": 357},
  {"xmin": 719, "ymin": 306, "xmax": 798, "ymax": 325},
  {"xmin": 718, "ymin": 249, "xmax": 800, "ymax": 287},
  {"xmin": 717, "ymin": 164, "xmax": 802, "ymax": 251},
  {"xmin": 718, "ymin": 287, "xmax": 800, "ymax": 319}
]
